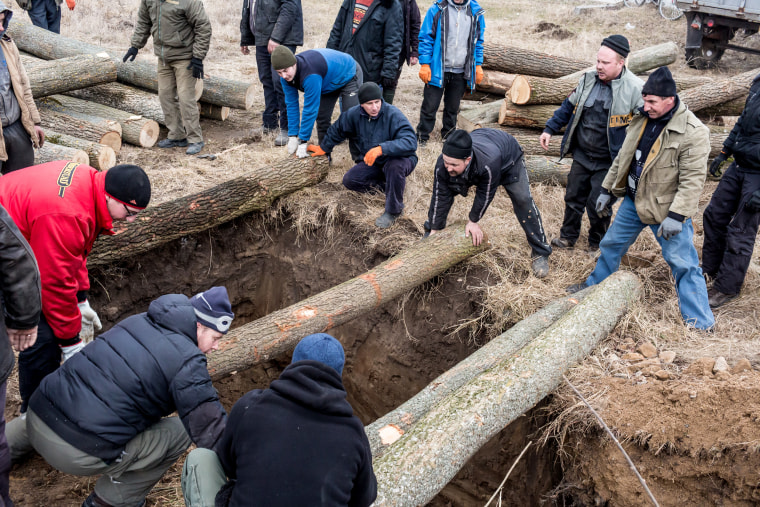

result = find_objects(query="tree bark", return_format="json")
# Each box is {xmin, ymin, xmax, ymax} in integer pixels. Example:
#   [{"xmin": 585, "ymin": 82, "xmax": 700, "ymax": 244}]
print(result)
[
  {"xmin": 679, "ymin": 68, "xmax": 759, "ymax": 113},
  {"xmin": 44, "ymin": 130, "xmax": 116, "ymax": 170},
  {"xmin": 198, "ymin": 102, "xmax": 231, "ymax": 121},
  {"xmin": 475, "ymin": 70, "xmax": 515, "ymax": 96},
  {"xmin": 697, "ymin": 96, "xmax": 746, "ymax": 118},
  {"xmin": 371, "ymin": 271, "xmax": 642, "ymax": 507},
  {"xmin": 508, "ymin": 74, "xmax": 574, "ymax": 106},
  {"xmin": 24, "ymin": 54, "xmax": 117, "ymax": 98},
  {"xmin": 457, "ymin": 101, "xmax": 502, "ymax": 130},
  {"xmin": 561, "ymin": 41, "xmax": 679, "ymax": 81},
  {"xmin": 482, "ymin": 42, "xmax": 588, "ymax": 78},
  {"xmin": 88, "ymin": 157, "xmax": 331, "ymax": 267},
  {"xmin": 524, "ymin": 155, "xmax": 571, "ymax": 186},
  {"xmin": 38, "ymin": 95, "xmax": 159, "ymax": 148},
  {"xmin": 366, "ymin": 289, "xmax": 592, "ymax": 457},
  {"xmin": 38, "ymin": 109, "xmax": 122, "ymax": 153},
  {"xmin": 498, "ymin": 98, "xmax": 557, "ymax": 129},
  {"xmin": 205, "ymin": 224, "xmax": 492, "ymax": 380},
  {"xmin": 34, "ymin": 141, "xmax": 89, "ymax": 165}
]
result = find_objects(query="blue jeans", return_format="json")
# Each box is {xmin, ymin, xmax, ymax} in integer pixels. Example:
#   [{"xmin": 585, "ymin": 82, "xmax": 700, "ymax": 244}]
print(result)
[
  {"xmin": 586, "ymin": 196, "xmax": 714, "ymax": 329},
  {"xmin": 29, "ymin": 0, "xmax": 61, "ymax": 33}
]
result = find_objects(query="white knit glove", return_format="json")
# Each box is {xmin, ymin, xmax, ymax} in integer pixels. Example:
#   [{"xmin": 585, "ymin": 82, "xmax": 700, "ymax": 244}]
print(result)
[
  {"xmin": 78, "ymin": 300, "xmax": 102, "ymax": 343},
  {"xmin": 61, "ymin": 341, "xmax": 84, "ymax": 362},
  {"xmin": 296, "ymin": 142, "xmax": 309, "ymax": 158},
  {"xmin": 287, "ymin": 136, "xmax": 299, "ymax": 155}
]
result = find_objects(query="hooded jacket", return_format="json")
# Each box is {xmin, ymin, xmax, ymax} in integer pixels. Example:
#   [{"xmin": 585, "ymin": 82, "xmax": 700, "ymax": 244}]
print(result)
[
  {"xmin": 130, "ymin": 0, "xmax": 212, "ymax": 64},
  {"xmin": 214, "ymin": 361, "xmax": 377, "ymax": 507},
  {"xmin": 721, "ymin": 72, "xmax": 760, "ymax": 171},
  {"xmin": 239, "ymin": 0, "xmax": 303, "ymax": 48},
  {"xmin": 29, "ymin": 294, "xmax": 227, "ymax": 462},
  {"xmin": 326, "ymin": 0, "xmax": 403, "ymax": 84}
]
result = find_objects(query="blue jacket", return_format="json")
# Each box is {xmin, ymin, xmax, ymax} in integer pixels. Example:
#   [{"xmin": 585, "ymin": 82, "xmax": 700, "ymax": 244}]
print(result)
[
  {"xmin": 320, "ymin": 100, "xmax": 418, "ymax": 166},
  {"xmin": 30, "ymin": 294, "xmax": 227, "ymax": 462},
  {"xmin": 417, "ymin": 0, "xmax": 485, "ymax": 92},
  {"xmin": 281, "ymin": 49, "xmax": 357, "ymax": 142}
]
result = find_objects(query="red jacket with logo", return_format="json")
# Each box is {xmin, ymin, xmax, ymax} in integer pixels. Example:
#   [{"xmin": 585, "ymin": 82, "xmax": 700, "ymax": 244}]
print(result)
[{"xmin": 0, "ymin": 161, "xmax": 114, "ymax": 341}]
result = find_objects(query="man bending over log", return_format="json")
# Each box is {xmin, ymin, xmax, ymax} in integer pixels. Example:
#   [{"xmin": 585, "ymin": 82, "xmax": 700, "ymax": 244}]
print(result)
[
  {"xmin": 0, "ymin": 161, "xmax": 151, "ymax": 459},
  {"xmin": 308, "ymin": 82, "xmax": 417, "ymax": 228},
  {"xmin": 272, "ymin": 45, "xmax": 363, "ymax": 160},
  {"xmin": 540, "ymin": 35, "xmax": 643, "ymax": 253},
  {"xmin": 425, "ymin": 128, "xmax": 552, "ymax": 278},
  {"xmin": 26, "ymin": 286, "xmax": 233, "ymax": 507},
  {"xmin": 567, "ymin": 67, "xmax": 714, "ymax": 330},
  {"xmin": 181, "ymin": 333, "xmax": 377, "ymax": 507}
]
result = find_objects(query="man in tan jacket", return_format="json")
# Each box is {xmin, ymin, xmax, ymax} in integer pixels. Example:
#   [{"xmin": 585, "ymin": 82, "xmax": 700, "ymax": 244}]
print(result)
[
  {"xmin": 0, "ymin": 2, "xmax": 44, "ymax": 175},
  {"xmin": 567, "ymin": 67, "xmax": 714, "ymax": 330}
]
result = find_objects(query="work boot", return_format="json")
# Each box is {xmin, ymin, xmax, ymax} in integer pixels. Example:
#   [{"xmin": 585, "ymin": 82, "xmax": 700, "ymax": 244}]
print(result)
[
  {"xmin": 82, "ymin": 491, "xmax": 115, "ymax": 507},
  {"xmin": 186, "ymin": 141, "xmax": 205, "ymax": 155},
  {"xmin": 531, "ymin": 255, "xmax": 550, "ymax": 278},
  {"xmin": 551, "ymin": 237, "xmax": 574, "ymax": 249},
  {"xmin": 587, "ymin": 243, "xmax": 600, "ymax": 253},
  {"xmin": 566, "ymin": 282, "xmax": 587, "ymax": 294},
  {"xmin": 157, "ymin": 138, "xmax": 188, "ymax": 149},
  {"xmin": 375, "ymin": 211, "xmax": 400, "ymax": 229},
  {"xmin": 707, "ymin": 287, "xmax": 738, "ymax": 308},
  {"xmin": 274, "ymin": 130, "xmax": 289, "ymax": 146}
]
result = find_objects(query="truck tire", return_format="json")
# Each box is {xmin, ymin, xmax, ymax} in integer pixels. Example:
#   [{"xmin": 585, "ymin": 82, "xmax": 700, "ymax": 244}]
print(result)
[{"xmin": 686, "ymin": 41, "xmax": 725, "ymax": 69}]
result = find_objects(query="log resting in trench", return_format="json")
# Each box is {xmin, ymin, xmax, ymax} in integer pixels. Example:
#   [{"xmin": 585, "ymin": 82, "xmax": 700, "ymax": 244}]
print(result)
[
  {"xmin": 366, "ymin": 288, "xmax": 592, "ymax": 457},
  {"xmin": 561, "ymin": 42, "xmax": 679, "ymax": 82},
  {"xmin": 205, "ymin": 224, "xmax": 491, "ymax": 380},
  {"xmin": 88, "ymin": 157, "xmax": 330, "ymax": 267},
  {"xmin": 372, "ymin": 271, "xmax": 642, "ymax": 507},
  {"xmin": 24, "ymin": 54, "xmax": 117, "ymax": 98}
]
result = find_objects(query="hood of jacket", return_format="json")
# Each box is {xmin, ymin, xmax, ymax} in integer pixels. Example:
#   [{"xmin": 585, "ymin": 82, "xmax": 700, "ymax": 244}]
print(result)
[
  {"xmin": 270, "ymin": 361, "xmax": 354, "ymax": 417},
  {"xmin": 147, "ymin": 294, "xmax": 198, "ymax": 346}
]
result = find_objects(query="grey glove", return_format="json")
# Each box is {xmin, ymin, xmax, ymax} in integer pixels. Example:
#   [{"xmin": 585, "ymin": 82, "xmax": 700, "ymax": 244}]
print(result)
[
  {"xmin": 709, "ymin": 151, "xmax": 728, "ymax": 177},
  {"xmin": 595, "ymin": 193, "xmax": 612, "ymax": 218},
  {"xmin": 657, "ymin": 217, "xmax": 682, "ymax": 241},
  {"xmin": 287, "ymin": 136, "xmax": 299, "ymax": 155}
]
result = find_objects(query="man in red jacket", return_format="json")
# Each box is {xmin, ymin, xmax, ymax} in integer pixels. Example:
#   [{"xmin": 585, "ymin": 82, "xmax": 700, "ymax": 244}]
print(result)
[{"xmin": 0, "ymin": 160, "xmax": 151, "ymax": 459}]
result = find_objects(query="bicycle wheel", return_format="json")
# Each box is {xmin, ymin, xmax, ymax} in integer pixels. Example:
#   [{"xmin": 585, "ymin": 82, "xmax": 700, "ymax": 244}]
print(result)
[
  {"xmin": 624, "ymin": 0, "xmax": 647, "ymax": 6},
  {"xmin": 659, "ymin": 0, "xmax": 684, "ymax": 20}
]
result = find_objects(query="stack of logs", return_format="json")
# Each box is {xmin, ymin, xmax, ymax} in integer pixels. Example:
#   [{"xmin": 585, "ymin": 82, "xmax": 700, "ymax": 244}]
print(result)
[
  {"xmin": 10, "ymin": 21, "xmax": 256, "ymax": 170},
  {"xmin": 459, "ymin": 41, "xmax": 751, "ymax": 183}
]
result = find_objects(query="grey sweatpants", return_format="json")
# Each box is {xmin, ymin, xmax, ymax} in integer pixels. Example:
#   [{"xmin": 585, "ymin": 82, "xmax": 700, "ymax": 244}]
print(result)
[{"xmin": 181, "ymin": 447, "xmax": 227, "ymax": 507}]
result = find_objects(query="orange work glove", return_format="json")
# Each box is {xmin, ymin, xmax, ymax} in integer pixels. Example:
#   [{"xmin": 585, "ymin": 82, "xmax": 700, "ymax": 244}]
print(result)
[
  {"xmin": 364, "ymin": 146, "xmax": 382, "ymax": 166},
  {"xmin": 418, "ymin": 64, "xmax": 431, "ymax": 84},
  {"xmin": 307, "ymin": 144, "xmax": 326, "ymax": 157},
  {"xmin": 475, "ymin": 65, "xmax": 484, "ymax": 85},
  {"xmin": 65, "ymin": 0, "xmax": 75, "ymax": 10}
]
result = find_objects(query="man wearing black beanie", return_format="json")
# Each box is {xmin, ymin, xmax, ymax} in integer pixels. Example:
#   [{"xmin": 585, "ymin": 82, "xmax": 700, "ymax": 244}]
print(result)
[
  {"xmin": 0, "ymin": 160, "xmax": 152, "ymax": 459},
  {"xmin": 568, "ymin": 66, "xmax": 715, "ymax": 331},
  {"xmin": 425, "ymin": 128, "xmax": 552, "ymax": 278},
  {"xmin": 541, "ymin": 35, "xmax": 643, "ymax": 253}
]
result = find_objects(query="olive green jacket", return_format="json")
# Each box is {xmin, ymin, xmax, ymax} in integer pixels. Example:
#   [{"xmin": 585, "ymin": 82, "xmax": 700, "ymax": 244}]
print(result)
[
  {"xmin": 602, "ymin": 100, "xmax": 710, "ymax": 225},
  {"xmin": 130, "ymin": 0, "xmax": 212, "ymax": 63}
]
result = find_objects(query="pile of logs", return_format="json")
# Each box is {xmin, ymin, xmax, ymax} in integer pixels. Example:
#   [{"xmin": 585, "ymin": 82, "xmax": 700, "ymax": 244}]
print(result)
[{"xmin": 10, "ymin": 21, "xmax": 254, "ymax": 169}]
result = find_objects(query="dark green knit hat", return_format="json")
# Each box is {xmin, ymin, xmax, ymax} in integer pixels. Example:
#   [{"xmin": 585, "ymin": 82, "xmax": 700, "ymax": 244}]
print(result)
[{"xmin": 271, "ymin": 46, "xmax": 296, "ymax": 70}]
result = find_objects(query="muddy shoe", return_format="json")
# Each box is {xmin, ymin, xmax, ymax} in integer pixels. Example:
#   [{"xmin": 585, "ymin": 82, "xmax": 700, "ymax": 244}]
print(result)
[
  {"xmin": 375, "ymin": 211, "xmax": 400, "ymax": 229},
  {"xmin": 566, "ymin": 282, "xmax": 587, "ymax": 294},
  {"xmin": 551, "ymin": 237, "xmax": 574, "ymax": 249},
  {"xmin": 531, "ymin": 255, "xmax": 550, "ymax": 278},
  {"xmin": 157, "ymin": 138, "xmax": 188, "ymax": 148},
  {"xmin": 274, "ymin": 130, "xmax": 289, "ymax": 146},
  {"xmin": 186, "ymin": 141, "xmax": 205, "ymax": 155},
  {"xmin": 707, "ymin": 287, "xmax": 738, "ymax": 308}
]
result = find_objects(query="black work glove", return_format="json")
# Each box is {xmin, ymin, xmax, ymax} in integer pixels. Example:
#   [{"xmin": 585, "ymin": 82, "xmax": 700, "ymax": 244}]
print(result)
[
  {"xmin": 745, "ymin": 189, "xmax": 760, "ymax": 212},
  {"xmin": 123, "ymin": 47, "xmax": 138, "ymax": 62},
  {"xmin": 188, "ymin": 57, "xmax": 204, "ymax": 79},
  {"xmin": 381, "ymin": 77, "xmax": 396, "ymax": 90},
  {"xmin": 709, "ymin": 151, "xmax": 728, "ymax": 177},
  {"xmin": 422, "ymin": 220, "xmax": 431, "ymax": 239}
]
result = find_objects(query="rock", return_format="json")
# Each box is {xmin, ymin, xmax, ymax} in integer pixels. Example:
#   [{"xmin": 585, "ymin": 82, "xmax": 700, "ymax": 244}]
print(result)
[
  {"xmin": 684, "ymin": 357, "xmax": 716, "ymax": 376},
  {"xmin": 622, "ymin": 352, "xmax": 645, "ymax": 362},
  {"xmin": 713, "ymin": 357, "xmax": 729, "ymax": 374},
  {"xmin": 626, "ymin": 358, "xmax": 661, "ymax": 374},
  {"xmin": 731, "ymin": 358, "xmax": 752, "ymax": 374},
  {"xmin": 659, "ymin": 350, "xmax": 676, "ymax": 364},
  {"xmin": 715, "ymin": 370, "xmax": 732, "ymax": 381},
  {"xmin": 641, "ymin": 364, "xmax": 661, "ymax": 376},
  {"xmin": 637, "ymin": 342, "xmax": 658, "ymax": 358},
  {"xmin": 654, "ymin": 370, "xmax": 670, "ymax": 380}
]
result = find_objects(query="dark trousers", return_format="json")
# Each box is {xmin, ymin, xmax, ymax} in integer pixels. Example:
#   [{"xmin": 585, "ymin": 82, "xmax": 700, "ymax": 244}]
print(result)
[
  {"xmin": 702, "ymin": 163, "xmax": 760, "ymax": 295},
  {"xmin": 342, "ymin": 157, "xmax": 416, "ymax": 214},
  {"xmin": 416, "ymin": 72, "xmax": 466, "ymax": 142},
  {"xmin": 0, "ymin": 120, "xmax": 35, "ymax": 175},
  {"xmin": 504, "ymin": 157, "xmax": 552, "ymax": 258},
  {"xmin": 256, "ymin": 44, "xmax": 296, "ymax": 130},
  {"xmin": 559, "ymin": 159, "xmax": 615, "ymax": 247},
  {"xmin": 29, "ymin": 0, "xmax": 61, "ymax": 33},
  {"xmin": 317, "ymin": 64, "xmax": 363, "ymax": 160},
  {"xmin": 18, "ymin": 314, "xmax": 60, "ymax": 413},
  {"xmin": 381, "ymin": 63, "xmax": 404, "ymax": 104},
  {"xmin": 0, "ymin": 380, "xmax": 11, "ymax": 507}
]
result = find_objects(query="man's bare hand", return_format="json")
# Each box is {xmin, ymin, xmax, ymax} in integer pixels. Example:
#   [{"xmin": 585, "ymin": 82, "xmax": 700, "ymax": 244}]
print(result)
[
  {"xmin": 240, "ymin": 46, "xmax": 250, "ymax": 55},
  {"xmin": 267, "ymin": 39, "xmax": 280, "ymax": 54},
  {"xmin": 539, "ymin": 132, "xmax": 551, "ymax": 151},
  {"xmin": 7, "ymin": 327, "xmax": 37, "ymax": 352},
  {"xmin": 465, "ymin": 221, "xmax": 483, "ymax": 246}
]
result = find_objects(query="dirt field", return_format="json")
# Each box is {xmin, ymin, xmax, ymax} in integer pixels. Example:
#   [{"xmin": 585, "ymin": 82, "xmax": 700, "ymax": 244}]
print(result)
[{"xmin": 6, "ymin": 0, "xmax": 760, "ymax": 505}]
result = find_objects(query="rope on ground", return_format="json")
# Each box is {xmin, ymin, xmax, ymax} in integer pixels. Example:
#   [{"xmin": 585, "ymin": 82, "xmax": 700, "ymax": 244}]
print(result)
[
  {"xmin": 562, "ymin": 374, "xmax": 660, "ymax": 507},
  {"xmin": 483, "ymin": 440, "xmax": 532, "ymax": 507}
]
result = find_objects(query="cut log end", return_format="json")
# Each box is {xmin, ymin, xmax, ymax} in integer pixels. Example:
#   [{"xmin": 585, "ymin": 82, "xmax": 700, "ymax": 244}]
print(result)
[
  {"xmin": 507, "ymin": 75, "xmax": 531, "ymax": 105},
  {"xmin": 95, "ymin": 146, "xmax": 116, "ymax": 170},
  {"xmin": 137, "ymin": 119, "xmax": 160, "ymax": 147},
  {"xmin": 244, "ymin": 84, "xmax": 256, "ymax": 110},
  {"xmin": 99, "ymin": 131, "xmax": 122, "ymax": 154}
]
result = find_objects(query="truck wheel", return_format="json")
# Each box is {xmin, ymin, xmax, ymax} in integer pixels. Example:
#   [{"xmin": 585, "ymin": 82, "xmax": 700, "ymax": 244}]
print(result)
[{"xmin": 685, "ymin": 42, "xmax": 725, "ymax": 69}]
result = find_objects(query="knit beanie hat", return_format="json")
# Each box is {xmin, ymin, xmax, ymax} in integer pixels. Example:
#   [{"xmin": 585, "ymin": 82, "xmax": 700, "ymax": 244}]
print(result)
[
  {"xmin": 442, "ymin": 130, "xmax": 473, "ymax": 159},
  {"xmin": 292, "ymin": 333, "xmax": 345, "ymax": 376},
  {"xmin": 105, "ymin": 164, "xmax": 151, "ymax": 209},
  {"xmin": 358, "ymin": 82, "xmax": 382, "ymax": 104},
  {"xmin": 601, "ymin": 34, "xmax": 630, "ymax": 58},
  {"xmin": 191, "ymin": 286, "xmax": 234, "ymax": 334},
  {"xmin": 642, "ymin": 66, "xmax": 677, "ymax": 97},
  {"xmin": 271, "ymin": 46, "xmax": 296, "ymax": 70}
]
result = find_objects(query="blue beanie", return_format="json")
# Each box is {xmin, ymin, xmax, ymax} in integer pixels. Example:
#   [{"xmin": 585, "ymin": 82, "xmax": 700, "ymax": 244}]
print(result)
[
  {"xmin": 292, "ymin": 333, "xmax": 345, "ymax": 375},
  {"xmin": 191, "ymin": 286, "xmax": 234, "ymax": 334}
]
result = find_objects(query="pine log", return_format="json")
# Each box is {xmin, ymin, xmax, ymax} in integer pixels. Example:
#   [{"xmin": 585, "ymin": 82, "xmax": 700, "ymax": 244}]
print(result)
[
  {"xmin": 498, "ymin": 98, "xmax": 557, "ymax": 129},
  {"xmin": 88, "ymin": 157, "xmax": 330, "ymax": 267},
  {"xmin": 372, "ymin": 271, "xmax": 642, "ymax": 506},
  {"xmin": 524, "ymin": 155, "xmax": 571, "ymax": 186},
  {"xmin": 38, "ymin": 109, "xmax": 122, "ymax": 153},
  {"xmin": 482, "ymin": 42, "xmax": 587, "ymax": 78},
  {"xmin": 697, "ymin": 96, "xmax": 745, "ymax": 117},
  {"xmin": 39, "ymin": 95, "xmax": 159, "ymax": 148},
  {"xmin": 198, "ymin": 102, "xmax": 231, "ymax": 121},
  {"xmin": 24, "ymin": 54, "xmax": 117, "ymax": 98},
  {"xmin": 679, "ymin": 68, "xmax": 759, "ymax": 113},
  {"xmin": 34, "ymin": 141, "xmax": 89, "ymax": 165},
  {"xmin": 561, "ymin": 41, "xmax": 678, "ymax": 81},
  {"xmin": 44, "ymin": 130, "xmax": 116, "ymax": 170},
  {"xmin": 205, "ymin": 224, "xmax": 491, "ymax": 379},
  {"xmin": 366, "ymin": 289, "xmax": 592, "ymax": 457},
  {"xmin": 475, "ymin": 70, "xmax": 515, "ymax": 96}
]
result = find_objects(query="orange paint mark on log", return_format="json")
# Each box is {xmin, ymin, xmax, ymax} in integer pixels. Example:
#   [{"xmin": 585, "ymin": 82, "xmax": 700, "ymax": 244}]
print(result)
[
  {"xmin": 275, "ymin": 306, "xmax": 319, "ymax": 333},
  {"xmin": 383, "ymin": 259, "xmax": 404, "ymax": 271},
  {"xmin": 379, "ymin": 424, "xmax": 405, "ymax": 446},
  {"xmin": 189, "ymin": 201, "xmax": 200, "ymax": 210},
  {"xmin": 359, "ymin": 273, "xmax": 382, "ymax": 304},
  {"xmin": 253, "ymin": 346, "xmax": 261, "ymax": 363},
  {"xmin": 400, "ymin": 412, "xmax": 413, "ymax": 425},
  {"xmin": 568, "ymin": 298, "xmax": 579, "ymax": 304},
  {"xmin": 217, "ymin": 336, "xmax": 238, "ymax": 351}
]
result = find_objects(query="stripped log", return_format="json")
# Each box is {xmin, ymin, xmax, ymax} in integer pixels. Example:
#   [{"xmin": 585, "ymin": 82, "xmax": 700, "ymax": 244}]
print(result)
[
  {"xmin": 679, "ymin": 68, "xmax": 759, "ymax": 113},
  {"xmin": 38, "ymin": 109, "xmax": 122, "ymax": 153},
  {"xmin": 475, "ymin": 70, "xmax": 515, "ymax": 96},
  {"xmin": 482, "ymin": 42, "xmax": 587, "ymax": 78},
  {"xmin": 366, "ymin": 289, "xmax": 592, "ymax": 457},
  {"xmin": 498, "ymin": 98, "xmax": 557, "ymax": 129},
  {"xmin": 25, "ymin": 54, "xmax": 117, "ymax": 97},
  {"xmin": 372, "ymin": 271, "xmax": 642, "ymax": 506},
  {"xmin": 39, "ymin": 95, "xmax": 159, "ymax": 148},
  {"xmin": 561, "ymin": 41, "xmax": 679, "ymax": 81},
  {"xmin": 34, "ymin": 141, "xmax": 89, "ymax": 165},
  {"xmin": 88, "ymin": 157, "xmax": 331, "ymax": 267},
  {"xmin": 44, "ymin": 130, "xmax": 116, "ymax": 170},
  {"xmin": 204, "ymin": 224, "xmax": 491, "ymax": 380}
]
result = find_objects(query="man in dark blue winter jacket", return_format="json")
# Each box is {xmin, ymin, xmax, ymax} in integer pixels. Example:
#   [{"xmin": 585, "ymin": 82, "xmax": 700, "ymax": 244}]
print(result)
[
  {"xmin": 308, "ymin": 82, "xmax": 417, "ymax": 228},
  {"xmin": 25, "ymin": 286, "xmax": 234, "ymax": 507}
]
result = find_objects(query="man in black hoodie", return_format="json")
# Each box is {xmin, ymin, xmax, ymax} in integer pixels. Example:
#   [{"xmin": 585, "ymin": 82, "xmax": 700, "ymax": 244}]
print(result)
[{"xmin": 181, "ymin": 333, "xmax": 377, "ymax": 507}]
